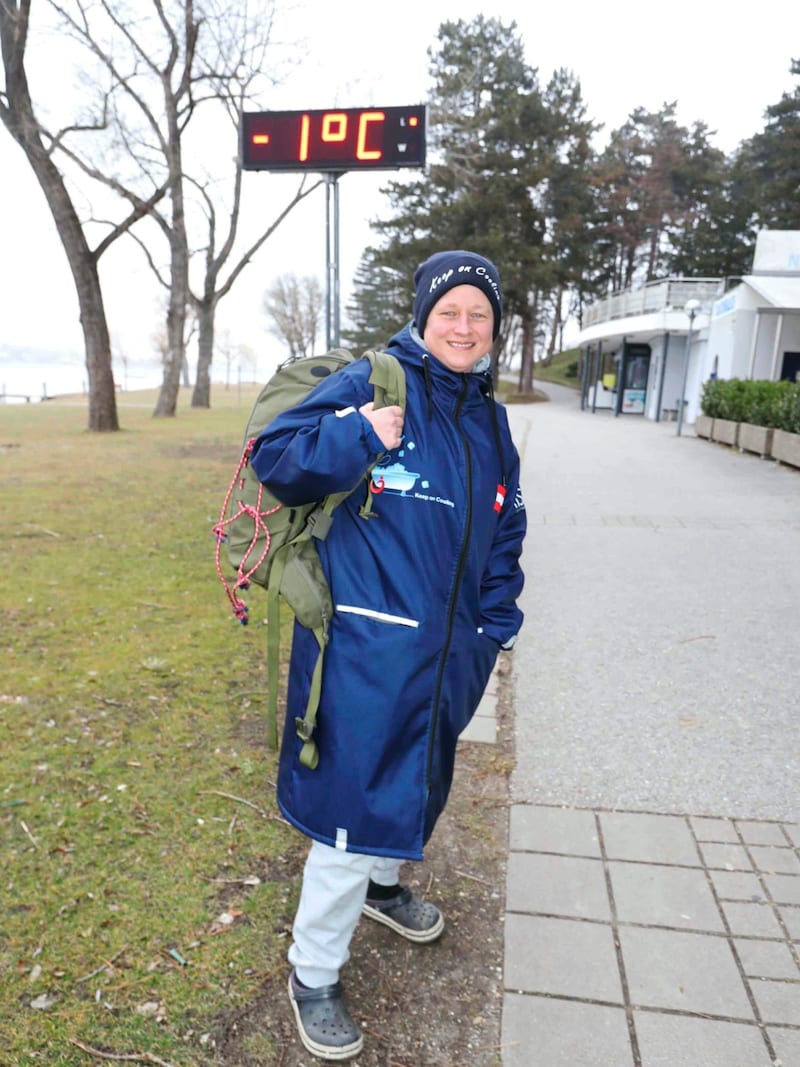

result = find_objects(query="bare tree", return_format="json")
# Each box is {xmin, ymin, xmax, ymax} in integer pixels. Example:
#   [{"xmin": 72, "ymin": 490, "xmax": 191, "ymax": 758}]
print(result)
[
  {"xmin": 43, "ymin": 0, "xmax": 242, "ymax": 416},
  {"xmin": 54, "ymin": 0, "xmax": 327, "ymax": 416},
  {"xmin": 262, "ymin": 274, "xmax": 323, "ymax": 361},
  {"xmin": 0, "ymin": 0, "xmax": 161, "ymax": 431},
  {"xmin": 11, "ymin": 0, "xmax": 315, "ymax": 419}
]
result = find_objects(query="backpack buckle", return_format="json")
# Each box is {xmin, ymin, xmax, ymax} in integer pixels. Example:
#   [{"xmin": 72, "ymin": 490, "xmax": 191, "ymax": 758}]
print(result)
[
  {"xmin": 306, "ymin": 508, "xmax": 333, "ymax": 540},
  {"xmin": 294, "ymin": 716, "xmax": 314, "ymax": 742}
]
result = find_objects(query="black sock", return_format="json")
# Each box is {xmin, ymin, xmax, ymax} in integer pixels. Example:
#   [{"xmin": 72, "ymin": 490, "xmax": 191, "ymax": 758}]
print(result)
[{"xmin": 367, "ymin": 879, "xmax": 402, "ymax": 901}]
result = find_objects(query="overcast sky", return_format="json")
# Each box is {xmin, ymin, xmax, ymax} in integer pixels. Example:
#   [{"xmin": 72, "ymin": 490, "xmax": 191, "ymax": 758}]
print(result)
[{"xmin": 1, "ymin": 0, "xmax": 798, "ymax": 369}]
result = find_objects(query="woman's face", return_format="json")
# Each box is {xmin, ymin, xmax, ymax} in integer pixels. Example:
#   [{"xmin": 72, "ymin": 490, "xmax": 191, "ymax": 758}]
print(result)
[{"xmin": 422, "ymin": 285, "xmax": 494, "ymax": 373}]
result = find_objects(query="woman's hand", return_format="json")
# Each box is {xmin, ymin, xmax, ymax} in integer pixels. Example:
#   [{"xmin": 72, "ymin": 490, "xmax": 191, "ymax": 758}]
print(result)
[{"xmin": 359, "ymin": 402, "xmax": 404, "ymax": 450}]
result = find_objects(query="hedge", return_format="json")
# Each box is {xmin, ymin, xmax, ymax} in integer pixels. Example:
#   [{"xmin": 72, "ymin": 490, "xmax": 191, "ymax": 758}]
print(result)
[{"xmin": 700, "ymin": 378, "xmax": 800, "ymax": 434}]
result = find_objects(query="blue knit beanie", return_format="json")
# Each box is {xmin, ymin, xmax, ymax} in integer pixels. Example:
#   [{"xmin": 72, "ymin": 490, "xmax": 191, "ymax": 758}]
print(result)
[{"xmin": 413, "ymin": 250, "xmax": 503, "ymax": 340}]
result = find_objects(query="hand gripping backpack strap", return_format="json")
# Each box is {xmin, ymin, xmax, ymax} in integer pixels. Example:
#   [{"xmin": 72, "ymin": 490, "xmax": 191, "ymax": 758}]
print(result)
[
  {"xmin": 280, "ymin": 348, "xmax": 404, "ymax": 551},
  {"xmin": 301, "ymin": 350, "xmax": 407, "ymax": 529}
]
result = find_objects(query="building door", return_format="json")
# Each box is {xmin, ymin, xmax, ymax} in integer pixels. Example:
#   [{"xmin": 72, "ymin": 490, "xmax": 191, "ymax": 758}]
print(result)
[
  {"xmin": 621, "ymin": 345, "xmax": 651, "ymax": 414},
  {"xmin": 781, "ymin": 352, "xmax": 800, "ymax": 382}
]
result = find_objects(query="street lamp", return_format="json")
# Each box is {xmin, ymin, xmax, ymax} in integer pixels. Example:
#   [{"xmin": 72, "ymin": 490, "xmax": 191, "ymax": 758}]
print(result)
[{"xmin": 676, "ymin": 298, "xmax": 701, "ymax": 437}]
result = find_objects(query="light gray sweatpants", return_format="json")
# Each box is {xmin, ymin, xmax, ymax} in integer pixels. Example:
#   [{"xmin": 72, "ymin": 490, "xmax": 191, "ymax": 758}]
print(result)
[{"xmin": 288, "ymin": 839, "xmax": 403, "ymax": 988}]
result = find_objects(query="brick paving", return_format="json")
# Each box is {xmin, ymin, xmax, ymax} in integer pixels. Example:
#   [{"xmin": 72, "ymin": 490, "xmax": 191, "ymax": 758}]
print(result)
[
  {"xmin": 502, "ymin": 806, "xmax": 799, "ymax": 1067},
  {"xmin": 483, "ymin": 385, "xmax": 800, "ymax": 1066}
]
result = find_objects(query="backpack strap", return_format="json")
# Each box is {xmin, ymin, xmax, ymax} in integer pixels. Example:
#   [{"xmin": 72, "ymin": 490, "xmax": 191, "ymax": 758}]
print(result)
[
  {"xmin": 295, "ymin": 625, "xmax": 325, "ymax": 769},
  {"xmin": 358, "ymin": 350, "xmax": 406, "ymax": 519},
  {"xmin": 365, "ymin": 348, "xmax": 406, "ymax": 412},
  {"xmin": 266, "ymin": 541, "xmax": 325, "ymax": 768},
  {"xmin": 264, "ymin": 543, "xmax": 288, "ymax": 755}
]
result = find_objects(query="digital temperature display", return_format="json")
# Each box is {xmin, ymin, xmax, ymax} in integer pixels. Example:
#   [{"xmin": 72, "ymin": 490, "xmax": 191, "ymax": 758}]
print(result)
[{"xmin": 240, "ymin": 105, "xmax": 427, "ymax": 172}]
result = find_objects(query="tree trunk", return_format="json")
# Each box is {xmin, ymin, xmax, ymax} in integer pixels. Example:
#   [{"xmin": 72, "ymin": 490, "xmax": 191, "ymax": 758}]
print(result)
[
  {"xmin": 153, "ymin": 227, "xmax": 188, "ymax": 416},
  {"xmin": 153, "ymin": 117, "xmax": 189, "ymax": 417},
  {"xmin": 543, "ymin": 284, "xmax": 564, "ymax": 364},
  {"xmin": 49, "ymin": 184, "xmax": 117, "ymax": 429},
  {"xmin": 518, "ymin": 324, "xmax": 535, "ymax": 394},
  {"xmin": 21, "ymin": 163, "xmax": 117, "ymax": 433},
  {"xmin": 191, "ymin": 301, "xmax": 214, "ymax": 408},
  {"xmin": 517, "ymin": 290, "xmax": 538, "ymax": 394},
  {"xmin": 76, "ymin": 259, "xmax": 118, "ymax": 432}
]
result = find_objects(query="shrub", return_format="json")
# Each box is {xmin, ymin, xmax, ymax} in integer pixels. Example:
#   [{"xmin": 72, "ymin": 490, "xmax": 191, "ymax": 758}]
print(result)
[
  {"xmin": 700, "ymin": 378, "xmax": 726, "ymax": 418},
  {"xmin": 777, "ymin": 381, "xmax": 800, "ymax": 434},
  {"xmin": 741, "ymin": 380, "xmax": 782, "ymax": 428},
  {"xmin": 716, "ymin": 378, "xmax": 750, "ymax": 421},
  {"xmin": 700, "ymin": 377, "xmax": 800, "ymax": 432}
]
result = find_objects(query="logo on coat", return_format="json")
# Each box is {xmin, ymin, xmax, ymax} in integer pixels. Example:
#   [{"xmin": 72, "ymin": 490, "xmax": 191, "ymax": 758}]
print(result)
[{"xmin": 370, "ymin": 440, "xmax": 454, "ymax": 508}]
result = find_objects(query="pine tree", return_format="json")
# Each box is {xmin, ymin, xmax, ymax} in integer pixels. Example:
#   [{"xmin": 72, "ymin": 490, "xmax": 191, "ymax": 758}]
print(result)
[{"xmin": 738, "ymin": 60, "xmax": 800, "ymax": 230}]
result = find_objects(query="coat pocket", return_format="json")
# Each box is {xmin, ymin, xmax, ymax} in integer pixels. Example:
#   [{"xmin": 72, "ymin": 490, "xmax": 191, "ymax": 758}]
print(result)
[
  {"xmin": 442, "ymin": 627, "xmax": 498, "ymax": 738},
  {"xmin": 335, "ymin": 603, "xmax": 420, "ymax": 628}
]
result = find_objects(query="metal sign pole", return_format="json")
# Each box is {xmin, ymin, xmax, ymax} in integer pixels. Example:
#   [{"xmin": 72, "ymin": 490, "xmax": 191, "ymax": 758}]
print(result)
[
  {"xmin": 677, "ymin": 300, "xmax": 701, "ymax": 437},
  {"xmin": 325, "ymin": 175, "xmax": 332, "ymax": 350},
  {"xmin": 333, "ymin": 173, "xmax": 341, "ymax": 347},
  {"xmin": 324, "ymin": 172, "xmax": 342, "ymax": 350}
]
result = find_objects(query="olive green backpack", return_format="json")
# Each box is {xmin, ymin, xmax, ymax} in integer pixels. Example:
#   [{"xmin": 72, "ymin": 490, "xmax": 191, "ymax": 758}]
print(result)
[{"xmin": 213, "ymin": 348, "xmax": 406, "ymax": 769}]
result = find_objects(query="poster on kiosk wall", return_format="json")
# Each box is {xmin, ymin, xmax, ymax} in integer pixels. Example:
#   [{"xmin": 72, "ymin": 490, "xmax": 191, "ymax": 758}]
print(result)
[{"xmin": 622, "ymin": 389, "xmax": 646, "ymax": 413}]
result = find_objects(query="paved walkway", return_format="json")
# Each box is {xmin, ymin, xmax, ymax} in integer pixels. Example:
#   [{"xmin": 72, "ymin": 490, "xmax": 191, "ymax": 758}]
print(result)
[{"xmin": 494, "ymin": 385, "xmax": 799, "ymax": 1067}]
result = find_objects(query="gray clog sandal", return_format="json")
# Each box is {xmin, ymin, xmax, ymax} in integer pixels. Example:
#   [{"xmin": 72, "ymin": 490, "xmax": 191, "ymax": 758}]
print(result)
[
  {"xmin": 362, "ymin": 886, "xmax": 445, "ymax": 943},
  {"xmin": 288, "ymin": 970, "xmax": 363, "ymax": 1061}
]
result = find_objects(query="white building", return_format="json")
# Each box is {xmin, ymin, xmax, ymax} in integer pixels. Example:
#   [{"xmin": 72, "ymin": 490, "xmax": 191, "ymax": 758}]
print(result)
[{"xmin": 575, "ymin": 230, "xmax": 800, "ymax": 424}]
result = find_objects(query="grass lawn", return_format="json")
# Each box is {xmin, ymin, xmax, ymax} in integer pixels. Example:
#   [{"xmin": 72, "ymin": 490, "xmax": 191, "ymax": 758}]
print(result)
[
  {"xmin": 530, "ymin": 348, "xmax": 581, "ymax": 389},
  {"xmin": 496, "ymin": 349, "xmax": 582, "ymax": 402},
  {"xmin": 0, "ymin": 385, "xmax": 301, "ymax": 1064}
]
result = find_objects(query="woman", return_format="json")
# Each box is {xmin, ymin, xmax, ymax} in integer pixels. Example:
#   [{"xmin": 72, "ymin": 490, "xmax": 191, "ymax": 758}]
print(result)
[{"xmin": 251, "ymin": 249, "xmax": 526, "ymax": 1060}]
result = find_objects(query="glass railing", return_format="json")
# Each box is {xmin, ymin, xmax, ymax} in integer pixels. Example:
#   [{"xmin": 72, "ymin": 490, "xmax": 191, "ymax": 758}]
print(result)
[{"xmin": 583, "ymin": 278, "xmax": 724, "ymax": 327}]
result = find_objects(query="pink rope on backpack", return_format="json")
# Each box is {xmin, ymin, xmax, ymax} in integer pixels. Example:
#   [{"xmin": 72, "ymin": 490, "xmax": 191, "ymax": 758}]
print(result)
[{"xmin": 213, "ymin": 438, "xmax": 282, "ymax": 625}]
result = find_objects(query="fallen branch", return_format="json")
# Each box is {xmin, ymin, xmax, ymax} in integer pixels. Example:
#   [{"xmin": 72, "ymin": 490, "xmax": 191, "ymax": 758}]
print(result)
[
  {"xmin": 361, "ymin": 1025, "xmax": 390, "ymax": 1045},
  {"xmin": 199, "ymin": 789, "xmax": 267, "ymax": 816},
  {"xmin": 201, "ymin": 874, "xmax": 260, "ymax": 885},
  {"xmin": 199, "ymin": 789, "xmax": 285, "ymax": 823},
  {"xmin": 70, "ymin": 1039, "xmax": 176, "ymax": 1066},
  {"xmin": 76, "ymin": 946, "xmax": 128, "ymax": 984},
  {"xmin": 22, "ymin": 522, "xmax": 62, "ymax": 538},
  {"xmin": 455, "ymin": 867, "xmax": 493, "ymax": 887},
  {"xmin": 20, "ymin": 820, "xmax": 39, "ymax": 849}
]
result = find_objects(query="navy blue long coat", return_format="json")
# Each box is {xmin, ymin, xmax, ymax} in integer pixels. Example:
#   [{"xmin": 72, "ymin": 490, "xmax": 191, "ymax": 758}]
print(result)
[{"xmin": 251, "ymin": 325, "xmax": 526, "ymax": 860}]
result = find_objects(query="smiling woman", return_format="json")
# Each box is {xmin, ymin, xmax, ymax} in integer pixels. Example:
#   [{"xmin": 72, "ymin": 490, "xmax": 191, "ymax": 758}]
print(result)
[{"xmin": 247, "ymin": 246, "xmax": 526, "ymax": 1060}]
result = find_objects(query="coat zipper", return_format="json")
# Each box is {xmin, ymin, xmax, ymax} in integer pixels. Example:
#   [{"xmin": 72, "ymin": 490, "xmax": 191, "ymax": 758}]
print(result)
[{"xmin": 426, "ymin": 377, "xmax": 472, "ymax": 789}]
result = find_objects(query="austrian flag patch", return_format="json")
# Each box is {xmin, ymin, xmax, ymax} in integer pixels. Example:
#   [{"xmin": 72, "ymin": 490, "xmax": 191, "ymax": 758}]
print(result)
[{"xmin": 493, "ymin": 484, "xmax": 506, "ymax": 513}]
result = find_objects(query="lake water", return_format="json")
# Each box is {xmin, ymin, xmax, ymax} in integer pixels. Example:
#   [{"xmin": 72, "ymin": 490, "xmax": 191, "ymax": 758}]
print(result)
[{"xmin": 0, "ymin": 356, "xmax": 165, "ymax": 403}]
